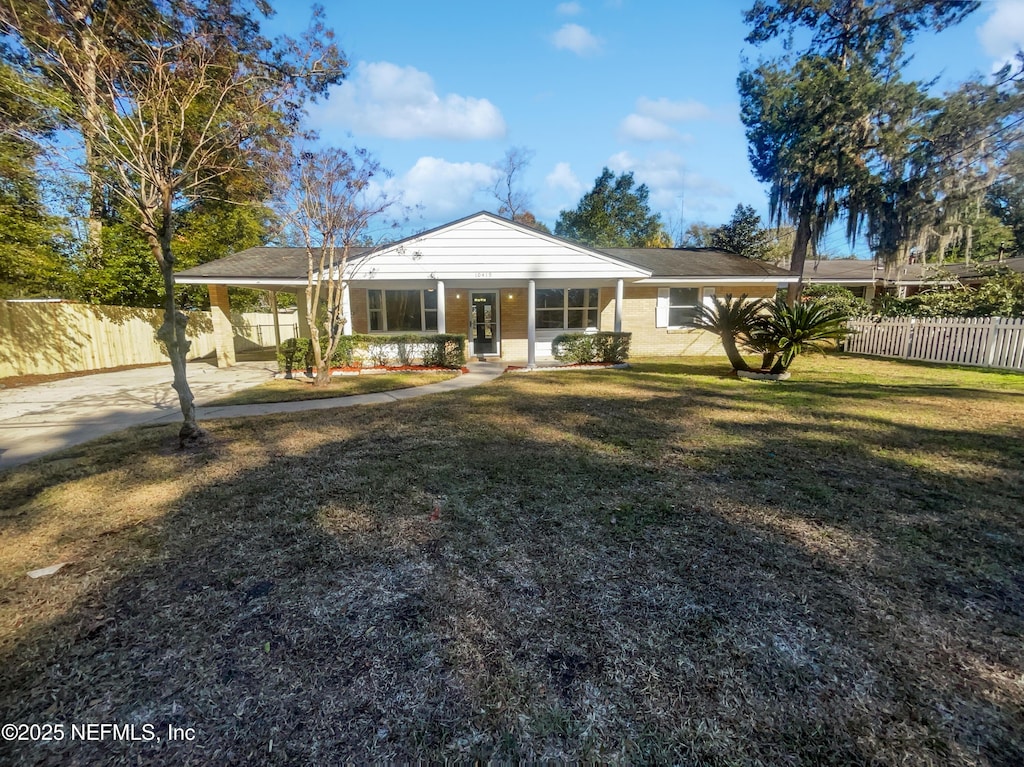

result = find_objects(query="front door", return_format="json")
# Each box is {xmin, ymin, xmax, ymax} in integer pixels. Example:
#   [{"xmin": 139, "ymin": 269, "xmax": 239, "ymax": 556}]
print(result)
[{"xmin": 469, "ymin": 291, "xmax": 500, "ymax": 356}]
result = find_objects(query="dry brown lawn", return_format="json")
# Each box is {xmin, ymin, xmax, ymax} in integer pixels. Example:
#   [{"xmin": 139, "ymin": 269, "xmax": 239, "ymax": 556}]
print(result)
[
  {"xmin": 205, "ymin": 370, "xmax": 460, "ymax": 406},
  {"xmin": 1, "ymin": 354, "xmax": 1022, "ymax": 765}
]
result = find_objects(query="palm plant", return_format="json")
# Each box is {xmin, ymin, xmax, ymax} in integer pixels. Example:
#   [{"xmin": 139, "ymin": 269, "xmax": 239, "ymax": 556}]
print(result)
[
  {"xmin": 694, "ymin": 294, "xmax": 765, "ymax": 373},
  {"xmin": 746, "ymin": 298, "xmax": 851, "ymax": 373}
]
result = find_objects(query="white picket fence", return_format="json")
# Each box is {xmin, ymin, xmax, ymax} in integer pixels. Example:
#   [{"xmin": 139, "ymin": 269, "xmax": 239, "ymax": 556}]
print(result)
[{"xmin": 845, "ymin": 316, "xmax": 1024, "ymax": 371}]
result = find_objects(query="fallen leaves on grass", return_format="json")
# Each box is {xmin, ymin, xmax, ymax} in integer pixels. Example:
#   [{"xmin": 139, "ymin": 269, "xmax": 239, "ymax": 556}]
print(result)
[{"xmin": 0, "ymin": 355, "xmax": 1022, "ymax": 765}]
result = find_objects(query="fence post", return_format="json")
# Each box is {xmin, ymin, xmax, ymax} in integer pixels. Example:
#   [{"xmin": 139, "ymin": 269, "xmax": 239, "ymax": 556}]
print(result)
[
  {"xmin": 903, "ymin": 317, "xmax": 915, "ymax": 360},
  {"xmin": 985, "ymin": 317, "xmax": 1001, "ymax": 367}
]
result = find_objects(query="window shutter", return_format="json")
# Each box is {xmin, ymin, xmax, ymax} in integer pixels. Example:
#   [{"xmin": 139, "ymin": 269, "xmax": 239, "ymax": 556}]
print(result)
[
  {"xmin": 703, "ymin": 287, "xmax": 716, "ymax": 307},
  {"xmin": 655, "ymin": 288, "xmax": 669, "ymax": 328}
]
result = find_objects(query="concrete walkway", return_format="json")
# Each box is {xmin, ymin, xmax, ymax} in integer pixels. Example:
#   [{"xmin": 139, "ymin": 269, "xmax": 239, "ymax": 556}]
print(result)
[{"xmin": 0, "ymin": 360, "xmax": 505, "ymax": 471}]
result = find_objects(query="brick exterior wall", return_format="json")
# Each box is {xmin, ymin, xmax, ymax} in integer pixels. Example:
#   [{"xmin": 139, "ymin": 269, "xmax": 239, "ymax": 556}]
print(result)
[
  {"xmin": 605, "ymin": 284, "xmax": 778, "ymax": 358},
  {"xmin": 445, "ymin": 289, "xmax": 470, "ymax": 339},
  {"xmin": 348, "ymin": 283, "xmax": 778, "ymax": 359},
  {"xmin": 498, "ymin": 288, "xmax": 528, "ymax": 359}
]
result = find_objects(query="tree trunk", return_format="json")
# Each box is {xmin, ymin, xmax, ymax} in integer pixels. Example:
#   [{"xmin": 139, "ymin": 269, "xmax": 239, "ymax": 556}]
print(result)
[
  {"xmin": 305, "ymin": 285, "xmax": 331, "ymax": 386},
  {"xmin": 146, "ymin": 195, "xmax": 201, "ymax": 446},
  {"xmin": 721, "ymin": 333, "xmax": 753, "ymax": 373},
  {"xmin": 315, "ymin": 355, "xmax": 331, "ymax": 386},
  {"xmin": 786, "ymin": 208, "xmax": 812, "ymax": 305},
  {"xmin": 73, "ymin": 0, "xmax": 104, "ymax": 259}
]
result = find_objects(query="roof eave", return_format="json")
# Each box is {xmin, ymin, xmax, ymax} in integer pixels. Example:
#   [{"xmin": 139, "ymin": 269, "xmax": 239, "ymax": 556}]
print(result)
[
  {"xmin": 174, "ymin": 276, "xmax": 308, "ymax": 286},
  {"xmin": 635, "ymin": 275, "xmax": 799, "ymax": 284}
]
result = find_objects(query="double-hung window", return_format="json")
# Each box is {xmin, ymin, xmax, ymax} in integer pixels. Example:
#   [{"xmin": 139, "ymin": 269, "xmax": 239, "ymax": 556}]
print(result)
[
  {"xmin": 656, "ymin": 287, "xmax": 706, "ymax": 328},
  {"xmin": 367, "ymin": 289, "xmax": 438, "ymax": 332},
  {"xmin": 534, "ymin": 288, "xmax": 600, "ymax": 330},
  {"xmin": 668, "ymin": 287, "xmax": 700, "ymax": 327}
]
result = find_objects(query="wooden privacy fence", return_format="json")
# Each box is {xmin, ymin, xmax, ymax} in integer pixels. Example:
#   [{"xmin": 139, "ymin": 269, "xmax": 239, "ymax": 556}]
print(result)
[
  {"xmin": 845, "ymin": 316, "xmax": 1024, "ymax": 371},
  {"xmin": 0, "ymin": 301, "xmax": 299, "ymax": 378}
]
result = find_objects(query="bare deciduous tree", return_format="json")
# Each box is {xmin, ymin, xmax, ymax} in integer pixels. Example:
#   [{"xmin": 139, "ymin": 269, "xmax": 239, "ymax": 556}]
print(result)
[
  {"xmin": 491, "ymin": 146, "xmax": 533, "ymax": 221},
  {"xmin": 18, "ymin": 2, "xmax": 344, "ymax": 444},
  {"xmin": 277, "ymin": 147, "xmax": 397, "ymax": 386}
]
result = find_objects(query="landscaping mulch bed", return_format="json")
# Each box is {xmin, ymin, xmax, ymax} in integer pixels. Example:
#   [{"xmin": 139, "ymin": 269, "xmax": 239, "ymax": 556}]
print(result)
[
  {"xmin": 326, "ymin": 365, "xmax": 471, "ymax": 375},
  {"xmin": 0, "ymin": 354, "xmax": 1022, "ymax": 765}
]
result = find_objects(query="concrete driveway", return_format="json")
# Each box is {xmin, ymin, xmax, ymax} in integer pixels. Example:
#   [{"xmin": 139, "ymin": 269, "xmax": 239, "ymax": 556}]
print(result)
[
  {"xmin": 0, "ymin": 360, "xmax": 277, "ymax": 470},
  {"xmin": 0, "ymin": 359, "xmax": 510, "ymax": 471}
]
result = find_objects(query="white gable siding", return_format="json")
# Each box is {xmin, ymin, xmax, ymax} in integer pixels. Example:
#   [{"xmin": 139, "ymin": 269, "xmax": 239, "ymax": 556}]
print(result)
[{"xmin": 347, "ymin": 215, "xmax": 649, "ymax": 282}]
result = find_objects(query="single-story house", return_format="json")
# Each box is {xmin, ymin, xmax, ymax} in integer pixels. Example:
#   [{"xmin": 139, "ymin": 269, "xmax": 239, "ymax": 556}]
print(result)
[
  {"xmin": 175, "ymin": 211, "xmax": 797, "ymax": 366},
  {"xmin": 801, "ymin": 258, "xmax": 960, "ymax": 300},
  {"xmin": 945, "ymin": 256, "xmax": 1024, "ymax": 287},
  {"xmin": 802, "ymin": 256, "xmax": 1023, "ymax": 300}
]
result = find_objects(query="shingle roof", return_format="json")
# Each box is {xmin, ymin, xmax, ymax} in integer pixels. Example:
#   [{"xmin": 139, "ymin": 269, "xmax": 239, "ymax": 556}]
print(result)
[
  {"xmin": 597, "ymin": 247, "xmax": 795, "ymax": 279},
  {"xmin": 174, "ymin": 210, "xmax": 795, "ymax": 282},
  {"xmin": 800, "ymin": 258, "xmax": 1016, "ymax": 283},
  {"xmin": 801, "ymin": 259, "xmax": 886, "ymax": 281},
  {"xmin": 175, "ymin": 246, "xmax": 373, "ymax": 280},
  {"xmin": 945, "ymin": 257, "xmax": 1024, "ymax": 279}
]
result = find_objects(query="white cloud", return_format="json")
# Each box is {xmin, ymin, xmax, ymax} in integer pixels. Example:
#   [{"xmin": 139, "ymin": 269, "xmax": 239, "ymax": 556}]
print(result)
[
  {"xmin": 636, "ymin": 97, "xmax": 715, "ymax": 122},
  {"xmin": 552, "ymin": 23, "xmax": 602, "ymax": 55},
  {"xmin": 310, "ymin": 61, "xmax": 506, "ymax": 140},
  {"xmin": 977, "ymin": 0, "xmax": 1024, "ymax": 67},
  {"xmin": 556, "ymin": 1, "xmax": 582, "ymax": 15},
  {"xmin": 383, "ymin": 157, "xmax": 499, "ymax": 220},
  {"xmin": 618, "ymin": 97, "xmax": 733, "ymax": 143},
  {"xmin": 606, "ymin": 150, "xmax": 732, "ymax": 211},
  {"xmin": 618, "ymin": 114, "xmax": 692, "ymax": 142},
  {"xmin": 545, "ymin": 162, "xmax": 585, "ymax": 197}
]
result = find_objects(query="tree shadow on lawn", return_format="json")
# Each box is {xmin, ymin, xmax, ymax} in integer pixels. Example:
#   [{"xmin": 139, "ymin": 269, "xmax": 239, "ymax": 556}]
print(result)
[{"xmin": 0, "ymin": 377, "xmax": 1022, "ymax": 765}]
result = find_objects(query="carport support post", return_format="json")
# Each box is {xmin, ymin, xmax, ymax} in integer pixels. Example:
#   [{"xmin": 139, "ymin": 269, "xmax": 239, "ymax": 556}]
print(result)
[
  {"xmin": 269, "ymin": 290, "xmax": 281, "ymax": 353},
  {"xmin": 614, "ymin": 279, "xmax": 624, "ymax": 333},
  {"xmin": 296, "ymin": 293, "xmax": 311, "ymax": 339},
  {"xmin": 208, "ymin": 284, "xmax": 236, "ymax": 368},
  {"xmin": 436, "ymin": 280, "xmax": 446, "ymax": 333},
  {"xmin": 527, "ymin": 279, "xmax": 536, "ymax": 369}
]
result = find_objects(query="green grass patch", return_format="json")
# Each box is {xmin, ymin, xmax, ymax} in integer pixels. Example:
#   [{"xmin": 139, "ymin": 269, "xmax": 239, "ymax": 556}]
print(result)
[
  {"xmin": 1, "ymin": 353, "xmax": 1022, "ymax": 764},
  {"xmin": 205, "ymin": 370, "xmax": 460, "ymax": 406}
]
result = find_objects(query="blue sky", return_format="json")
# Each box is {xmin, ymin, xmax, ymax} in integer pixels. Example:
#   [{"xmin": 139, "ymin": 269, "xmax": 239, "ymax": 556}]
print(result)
[{"xmin": 272, "ymin": 0, "xmax": 1024, "ymax": 253}]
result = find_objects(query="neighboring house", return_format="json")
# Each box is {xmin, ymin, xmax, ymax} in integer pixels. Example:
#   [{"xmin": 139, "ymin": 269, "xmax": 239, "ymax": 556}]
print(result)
[
  {"xmin": 801, "ymin": 258, "xmax": 960, "ymax": 300},
  {"xmin": 175, "ymin": 211, "xmax": 796, "ymax": 366},
  {"xmin": 945, "ymin": 256, "xmax": 1024, "ymax": 288},
  {"xmin": 802, "ymin": 257, "xmax": 1023, "ymax": 300}
]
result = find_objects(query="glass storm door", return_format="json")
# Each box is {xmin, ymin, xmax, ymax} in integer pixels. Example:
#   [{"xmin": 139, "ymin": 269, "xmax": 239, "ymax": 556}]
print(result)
[{"xmin": 470, "ymin": 291, "xmax": 499, "ymax": 356}]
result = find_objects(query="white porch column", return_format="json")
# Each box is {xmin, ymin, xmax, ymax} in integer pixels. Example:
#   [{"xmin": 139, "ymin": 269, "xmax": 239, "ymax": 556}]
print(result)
[
  {"xmin": 864, "ymin": 283, "xmax": 876, "ymax": 304},
  {"xmin": 527, "ymin": 279, "xmax": 536, "ymax": 368},
  {"xmin": 269, "ymin": 290, "xmax": 281, "ymax": 353},
  {"xmin": 436, "ymin": 280, "xmax": 446, "ymax": 333},
  {"xmin": 342, "ymin": 283, "xmax": 353, "ymax": 336},
  {"xmin": 614, "ymin": 278, "xmax": 624, "ymax": 333}
]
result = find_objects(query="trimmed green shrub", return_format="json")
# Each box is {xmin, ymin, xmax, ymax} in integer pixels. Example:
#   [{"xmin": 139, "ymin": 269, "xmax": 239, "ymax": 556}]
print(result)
[
  {"xmin": 552, "ymin": 334, "xmax": 596, "ymax": 364},
  {"xmin": 422, "ymin": 334, "xmax": 467, "ymax": 368},
  {"xmin": 281, "ymin": 333, "xmax": 467, "ymax": 374},
  {"xmin": 801, "ymin": 283, "xmax": 870, "ymax": 317},
  {"xmin": 277, "ymin": 338, "xmax": 316, "ymax": 377},
  {"xmin": 595, "ymin": 332, "xmax": 631, "ymax": 363},
  {"xmin": 552, "ymin": 332, "xmax": 631, "ymax": 364},
  {"xmin": 363, "ymin": 336, "xmax": 396, "ymax": 367}
]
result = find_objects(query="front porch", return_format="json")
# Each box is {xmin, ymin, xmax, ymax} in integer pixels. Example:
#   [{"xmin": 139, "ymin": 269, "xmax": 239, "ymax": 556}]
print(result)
[{"xmin": 205, "ymin": 278, "xmax": 631, "ymax": 369}]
